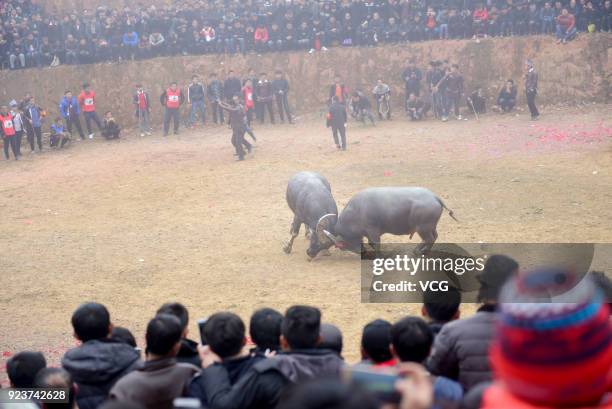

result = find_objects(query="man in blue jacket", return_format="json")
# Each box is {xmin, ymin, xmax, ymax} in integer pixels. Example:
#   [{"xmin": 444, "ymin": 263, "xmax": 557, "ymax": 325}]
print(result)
[{"xmin": 59, "ymin": 90, "xmax": 85, "ymax": 140}]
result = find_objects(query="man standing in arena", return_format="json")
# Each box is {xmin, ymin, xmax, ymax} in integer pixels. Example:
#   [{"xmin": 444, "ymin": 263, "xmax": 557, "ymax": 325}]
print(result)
[
  {"xmin": 78, "ymin": 83, "xmax": 103, "ymax": 139},
  {"xmin": 207, "ymin": 73, "xmax": 224, "ymax": 125},
  {"xmin": 160, "ymin": 81, "xmax": 185, "ymax": 136},
  {"xmin": 223, "ymin": 70, "xmax": 242, "ymax": 101},
  {"xmin": 220, "ymin": 95, "xmax": 251, "ymax": 161},
  {"xmin": 133, "ymin": 84, "xmax": 152, "ymax": 136},
  {"xmin": 256, "ymin": 72, "xmax": 275, "ymax": 124},
  {"xmin": 327, "ymin": 96, "xmax": 348, "ymax": 150},
  {"xmin": 524, "ymin": 60, "xmax": 539, "ymax": 120},
  {"xmin": 402, "ymin": 59, "xmax": 422, "ymax": 105},
  {"xmin": 187, "ymin": 75, "xmax": 206, "ymax": 127},
  {"xmin": 59, "ymin": 90, "xmax": 85, "ymax": 140},
  {"xmin": 1, "ymin": 105, "xmax": 19, "ymax": 160},
  {"xmin": 272, "ymin": 70, "xmax": 293, "ymax": 124},
  {"xmin": 443, "ymin": 64, "xmax": 464, "ymax": 120}
]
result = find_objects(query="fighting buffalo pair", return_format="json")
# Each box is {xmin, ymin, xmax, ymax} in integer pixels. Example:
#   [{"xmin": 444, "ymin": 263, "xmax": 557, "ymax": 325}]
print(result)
[{"xmin": 284, "ymin": 171, "xmax": 458, "ymax": 260}]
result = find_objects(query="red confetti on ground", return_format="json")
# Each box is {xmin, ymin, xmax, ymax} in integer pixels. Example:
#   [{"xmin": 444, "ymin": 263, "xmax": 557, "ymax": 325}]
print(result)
[{"xmin": 383, "ymin": 171, "xmax": 392, "ymax": 177}]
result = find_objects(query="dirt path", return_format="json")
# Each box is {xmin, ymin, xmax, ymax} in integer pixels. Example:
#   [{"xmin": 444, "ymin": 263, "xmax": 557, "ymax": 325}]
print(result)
[{"xmin": 1, "ymin": 105, "xmax": 611, "ymax": 384}]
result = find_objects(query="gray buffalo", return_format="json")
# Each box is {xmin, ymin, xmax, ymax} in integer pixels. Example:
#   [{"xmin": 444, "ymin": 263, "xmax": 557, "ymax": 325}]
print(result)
[
  {"xmin": 284, "ymin": 172, "xmax": 338, "ymax": 259},
  {"xmin": 322, "ymin": 187, "xmax": 457, "ymax": 254}
]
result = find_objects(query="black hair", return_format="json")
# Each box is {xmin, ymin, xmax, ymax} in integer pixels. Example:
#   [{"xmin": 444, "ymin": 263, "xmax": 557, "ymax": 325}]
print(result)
[
  {"xmin": 423, "ymin": 286, "xmax": 461, "ymax": 323},
  {"xmin": 507, "ymin": 79, "xmax": 514, "ymax": 84},
  {"xmin": 250, "ymin": 308, "xmax": 283, "ymax": 352},
  {"xmin": 318, "ymin": 323, "xmax": 343, "ymax": 356},
  {"xmin": 156, "ymin": 302, "xmax": 189, "ymax": 331},
  {"xmin": 7, "ymin": 351, "xmax": 47, "ymax": 388},
  {"xmin": 146, "ymin": 313, "xmax": 182, "ymax": 356},
  {"xmin": 281, "ymin": 305, "xmax": 321, "ymax": 349},
  {"xmin": 34, "ymin": 368, "xmax": 75, "ymax": 409},
  {"xmin": 360, "ymin": 319, "xmax": 393, "ymax": 363},
  {"xmin": 71, "ymin": 302, "xmax": 111, "ymax": 342},
  {"xmin": 477, "ymin": 255, "xmax": 519, "ymax": 302},
  {"xmin": 111, "ymin": 326, "xmax": 137, "ymax": 348},
  {"xmin": 277, "ymin": 378, "xmax": 379, "ymax": 409},
  {"xmin": 391, "ymin": 316, "xmax": 433, "ymax": 363},
  {"xmin": 205, "ymin": 312, "xmax": 246, "ymax": 358}
]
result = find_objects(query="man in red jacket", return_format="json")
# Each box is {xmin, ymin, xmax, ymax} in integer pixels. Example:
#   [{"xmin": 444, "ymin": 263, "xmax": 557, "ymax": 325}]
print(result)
[
  {"xmin": 78, "ymin": 82, "xmax": 103, "ymax": 139},
  {"xmin": 556, "ymin": 9, "xmax": 577, "ymax": 43},
  {"xmin": 160, "ymin": 81, "xmax": 185, "ymax": 137},
  {"xmin": 1, "ymin": 105, "xmax": 18, "ymax": 160}
]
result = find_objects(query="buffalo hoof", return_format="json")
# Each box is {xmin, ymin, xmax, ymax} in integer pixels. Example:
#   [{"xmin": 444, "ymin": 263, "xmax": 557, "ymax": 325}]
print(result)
[{"xmin": 283, "ymin": 244, "xmax": 292, "ymax": 254}]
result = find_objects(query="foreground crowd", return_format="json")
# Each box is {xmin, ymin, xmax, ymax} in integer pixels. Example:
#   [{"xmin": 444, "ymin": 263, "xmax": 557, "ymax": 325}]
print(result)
[
  {"xmin": 3, "ymin": 257, "xmax": 612, "ymax": 409},
  {"xmin": 1, "ymin": 57, "xmax": 541, "ymax": 161},
  {"xmin": 1, "ymin": 0, "xmax": 612, "ymax": 69}
]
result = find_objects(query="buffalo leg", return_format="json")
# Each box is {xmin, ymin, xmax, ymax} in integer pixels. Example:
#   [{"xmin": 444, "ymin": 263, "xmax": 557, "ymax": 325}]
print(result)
[
  {"xmin": 365, "ymin": 230, "xmax": 382, "ymax": 257},
  {"xmin": 416, "ymin": 228, "xmax": 437, "ymax": 255},
  {"xmin": 283, "ymin": 216, "xmax": 302, "ymax": 254}
]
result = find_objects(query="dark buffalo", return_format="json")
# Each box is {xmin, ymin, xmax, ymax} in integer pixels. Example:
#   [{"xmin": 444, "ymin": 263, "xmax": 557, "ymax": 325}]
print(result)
[
  {"xmin": 284, "ymin": 172, "xmax": 338, "ymax": 259},
  {"xmin": 322, "ymin": 187, "xmax": 457, "ymax": 254}
]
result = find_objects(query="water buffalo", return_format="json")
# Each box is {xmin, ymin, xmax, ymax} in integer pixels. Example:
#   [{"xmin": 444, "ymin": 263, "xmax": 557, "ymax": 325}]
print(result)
[
  {"xmin": 283, "ymin": 172, "xmax": 338, "ymax": 259},
  {"xmin": 322, "ymin": 187, "xmax": 457, "ymax": 254}
]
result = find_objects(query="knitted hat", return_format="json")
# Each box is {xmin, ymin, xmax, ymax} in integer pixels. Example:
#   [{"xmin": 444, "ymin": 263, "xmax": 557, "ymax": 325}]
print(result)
[{"xmin": 490, "ymin": 268, "xmax": 612, "ymax": 407}]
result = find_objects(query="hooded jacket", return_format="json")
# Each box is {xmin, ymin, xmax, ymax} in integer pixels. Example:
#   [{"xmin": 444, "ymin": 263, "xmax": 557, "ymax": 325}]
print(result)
[
  {"xmin": 199, "ymin": 349, "xmax": 344, "ymax": 409},
  {"xmin": 62, "ymin": 338, "xmax": 141, "ymax": 409}
]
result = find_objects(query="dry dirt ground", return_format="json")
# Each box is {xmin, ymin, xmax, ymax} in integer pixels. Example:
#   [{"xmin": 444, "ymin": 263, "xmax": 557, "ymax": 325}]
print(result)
[{"xmin": 1, "ymin": 104, "xmax": 611, "ymax": 384}]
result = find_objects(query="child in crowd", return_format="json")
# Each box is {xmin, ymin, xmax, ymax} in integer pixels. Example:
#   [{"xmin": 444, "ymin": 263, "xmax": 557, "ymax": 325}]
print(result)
[
  {"xmin": 102, "ymin": 111, "xmax": 120, "ymax": 140},
  {"xmin": 50, "ymin": 117, "xmax": 71, "ymax": 148}
]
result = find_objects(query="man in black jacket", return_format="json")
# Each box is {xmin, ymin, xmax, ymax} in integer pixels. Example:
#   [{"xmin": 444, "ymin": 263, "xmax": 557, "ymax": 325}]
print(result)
[
  {"xmin": 272, "ymin": 70, "xmax": 292, "ymax": 124},
  {"xmin": 402, "ymin": 59, "xmax": 422, "ymax": 104},
  {"xmin": 497, "ymin": 79, "xmax": 517, "ymax": 113},
  {"xmin": 62, "ymin": 303, "xmax": 140, "ymax": 409},
  {"xmin": 427, "ymin": 255, "xmax": 518, "ymax": 391},
  {"xmin": 327, "ymin": 96, "xmax": 348, "ymax": 150},
  {"xmin": 207, "ymin": 72, "xmax": 224, "ymax": 125},
  {"xmin": 187, "ymin": 75, "xmax": 206, "ymax": 127},
  {"xmin": 524, "ymin": 60, "xmax": 539, "ymax": 120},
  {"xmin": 156, "ymin": 302, "xmax": 201, "ymax": 367},
  {"xmin": 223, "ymin": 70, "xmax": 242, "ymax": 101},
  {"xmin": 188, "ymin": 312, "xmax": 264, "ymax": 407},
  {"xmin": 255, "ymin": 72, "xmax": 275, "ymax": 124},
  {"xmin": 196, "ymin": 305, "xmax": 344, "ymax": 409}
]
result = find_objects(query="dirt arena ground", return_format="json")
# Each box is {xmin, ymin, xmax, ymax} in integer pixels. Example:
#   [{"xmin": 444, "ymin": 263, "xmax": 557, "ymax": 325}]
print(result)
[{"xmin": 1, "ymin": 104, "xmax": 611, "ymax": 384}]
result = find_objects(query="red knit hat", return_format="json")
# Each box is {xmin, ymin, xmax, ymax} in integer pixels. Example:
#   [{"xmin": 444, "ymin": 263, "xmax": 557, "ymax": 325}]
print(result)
[{"xmin": 490, "ymin": 269, "xmax": 612, "ymax": 407}]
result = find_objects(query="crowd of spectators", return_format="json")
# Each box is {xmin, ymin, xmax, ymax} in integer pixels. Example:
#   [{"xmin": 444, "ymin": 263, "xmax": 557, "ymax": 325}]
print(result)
[
  {"xmin": 2, "ymin": 258, "xmax": 611, "ymax": 409},
  {"xmin": 1, "ymin": 0, "xmax": 611, "ymax": 69}
]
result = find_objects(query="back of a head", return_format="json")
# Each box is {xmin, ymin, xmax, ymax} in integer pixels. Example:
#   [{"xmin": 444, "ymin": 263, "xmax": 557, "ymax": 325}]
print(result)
[
  {"xmin": 7, "ymin": 351, "xmax": 47, "ymax": 388},
  {"xmin": 71, "ymin": 302, "xmax": 111, "ymax": 342},
  {"xmin": 391, "ymin": 317, "xmax": 433, "ymax": 363},
  {"xmin": 491, "ymin": 269, "xmax": 612, "ymax": 407},
  {"xmin": 282, "ymin": 305, "xmax": 321, "ymax": 350},
  {"xmin": 477, "ymin": 255, "xmax": 519, "ymax": 303},
  {"xmin": 146, "ymin": 314, "xmax": 183, "ymax": 357},
  {"xmin": 423, "ymin": 286, "xmax": 461, "ymax": 323},
  {"xmin": 250, "ymin": 307, "xmax": 283, "ymax": 352},
  {"xmin": 318, "ymin": 323, "xmax": 343, "ymax": 356},
  {"xmin": 111, "ymin": 326, "xmax": 137, "ymax": 348},
  {"xmin": 361, "ymin": 319, "xmax": 393, "ymax": 363},
  {"xmin": 205, "ymin": 312, "xmax": 245, "ymax": 358},
  {"xmin": 277, "ymin": 378, "xmax": 379, "ymax": 409},
  {"xmin": 34, "ymin": 368, "xmax": 75, "ymax": 409},
  {"xmin": 156, "ymin": 302, "xmax": 189, "ymax": 332},
  {"xmin": 589, "ymin": 271, "xmax": 612, "ymax": 314}
]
